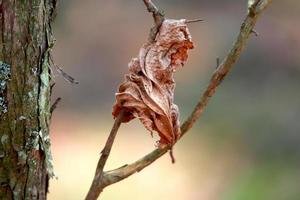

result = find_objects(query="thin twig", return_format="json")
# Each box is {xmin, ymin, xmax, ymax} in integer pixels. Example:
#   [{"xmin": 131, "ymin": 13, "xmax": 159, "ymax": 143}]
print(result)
[
  {"xmin": 143, "ymin": 0, "xmax": 165, "ymax": 41},
  {"xmin": 50, "ymin": 82, "xmax": 55, "ymax": 95},
  {"xmin": 143, "ymin": 0, "xmax": 164, "ymax": 27},
  {"xmin": 50, "ymin": 97, "xmax": 61, "ymax": 114},
  {"xmin": 54, "ymin": 65, "xmax": 79, "ymax": 84},
  {"xmin": 216, "ymin": 57, "xmax": 220, "ymax": 68},
  {"xmin": 101, "ymin": 0, "xmax": 273, "ymax": 188},
  {"xmin": 49, "ymin": 53, "xmax": 79, "ymax": 84},
  {"xmin": 85, "ymin": 0, "xmax": 273, "ymax": 198},
  {"xmin": 251, "ymin": 29, "xmax": 259, "ymax": 36},
  {"xmin": 181, "ymin": 0, "xmax": 272, "ymax": 134},
  {"xmin": 186, "ymin": 18, "xmax": 204, "ymax": 24},
  {"xmin": 85, "ymin": 111, "xmax": 125, "ymax": 200},
  {"xmin": 169, "ymin": 147, "xmax": 175, "ymax": 164}
]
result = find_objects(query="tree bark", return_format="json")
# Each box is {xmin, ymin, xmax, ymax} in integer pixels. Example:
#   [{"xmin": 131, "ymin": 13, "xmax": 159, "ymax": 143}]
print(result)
[{"xmin": 0, "ymin": 0, "xmax": 57, "ymax": 199}]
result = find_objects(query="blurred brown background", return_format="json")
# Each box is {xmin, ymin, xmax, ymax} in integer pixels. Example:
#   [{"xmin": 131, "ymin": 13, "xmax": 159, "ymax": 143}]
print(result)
[{"xmin": 49, "ymin": 0, "xmax": 300, "ymax": 199}]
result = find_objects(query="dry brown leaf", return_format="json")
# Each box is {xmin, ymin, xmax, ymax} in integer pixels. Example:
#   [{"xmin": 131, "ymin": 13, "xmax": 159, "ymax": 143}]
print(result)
[{"xmin": 113, "ymin": 19, "xmax": 194, "ymax": 146}]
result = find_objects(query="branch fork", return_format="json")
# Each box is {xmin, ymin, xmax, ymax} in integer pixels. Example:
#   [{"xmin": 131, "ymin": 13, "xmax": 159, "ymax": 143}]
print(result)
[{"xmin": 85, "ymin": 1, "xmax": 273, "ymax": 199}]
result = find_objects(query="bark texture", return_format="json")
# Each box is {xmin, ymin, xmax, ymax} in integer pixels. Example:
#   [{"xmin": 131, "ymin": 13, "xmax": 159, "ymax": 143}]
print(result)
[{"xmin": 0, "ymin": 0, "xmax": 57, "ymax": 199}]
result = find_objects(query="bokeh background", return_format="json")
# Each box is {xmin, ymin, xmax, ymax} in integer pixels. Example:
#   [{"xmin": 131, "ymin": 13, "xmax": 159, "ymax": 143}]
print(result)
[{"xmin": 49, "ymin": 0, "xmax": 300, "ymax": 199}]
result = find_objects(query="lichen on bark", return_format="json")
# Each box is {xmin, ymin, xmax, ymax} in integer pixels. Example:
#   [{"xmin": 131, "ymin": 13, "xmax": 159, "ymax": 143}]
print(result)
[
  {"xmin": 0, "ymin": 61, "xmax": 10, "ymax": 114},
  {"xmin": 0, "ymin": 0, "xmax": 57, "ymax": 199}
]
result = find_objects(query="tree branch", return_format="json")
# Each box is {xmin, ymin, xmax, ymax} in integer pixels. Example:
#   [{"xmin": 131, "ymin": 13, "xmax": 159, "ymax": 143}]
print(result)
[
  {"xmin": 143, "ymin": 0, "xmax": 165, "ymax": 41},
  {"xmin": 143, "ymin": 0, "xmax": 164, "ymax": 27},
  {"xmin": 85, "ymin": 0, "xmax": 273, "ymax": 199},
  {"xmin": 50, "ymin": 97, "xmax": 61, "ymax": 114},
  {"xmin": 181, "ymin": 0, "xmax": 272, "ymax": 134},
  {"xmin": 85, "ymin": 111, "xmax": 125, "ymax": 200},
  {"xmin": 101, "ymin": 0, "xmax": 273, "ymax": 187}
]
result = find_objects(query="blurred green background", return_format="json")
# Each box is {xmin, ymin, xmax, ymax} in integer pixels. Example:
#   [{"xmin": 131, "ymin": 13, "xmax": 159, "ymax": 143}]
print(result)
[{"xmin": 49, "ymin": 0, "xmax": 300, "ymax": 199}]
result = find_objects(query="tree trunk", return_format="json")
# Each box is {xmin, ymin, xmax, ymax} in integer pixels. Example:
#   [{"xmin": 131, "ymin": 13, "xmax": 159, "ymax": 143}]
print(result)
[{"xmin": 0, "ymin": 0, "xmax": 57, "ymax": 199}]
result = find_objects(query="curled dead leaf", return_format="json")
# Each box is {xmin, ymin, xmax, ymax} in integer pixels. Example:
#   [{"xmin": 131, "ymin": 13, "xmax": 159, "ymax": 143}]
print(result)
[{"xmin": 113, "ymin": 19, "xmax": 194, "ymax": 146}]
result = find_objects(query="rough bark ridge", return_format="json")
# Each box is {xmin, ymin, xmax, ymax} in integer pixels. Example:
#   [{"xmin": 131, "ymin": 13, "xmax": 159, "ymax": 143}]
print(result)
[{"xmin": 0, "ymin": 0, "xmax": 57, "ymax": 199}]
